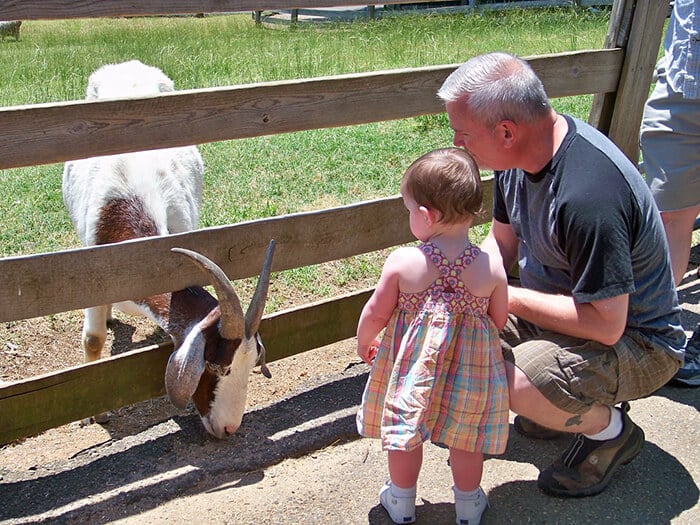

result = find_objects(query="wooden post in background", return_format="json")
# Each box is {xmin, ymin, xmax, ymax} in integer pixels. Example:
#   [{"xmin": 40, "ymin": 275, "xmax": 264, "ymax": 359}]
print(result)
[{"xmin": 589, "ymin": 0, "xmax": 667, "ymax": 163}]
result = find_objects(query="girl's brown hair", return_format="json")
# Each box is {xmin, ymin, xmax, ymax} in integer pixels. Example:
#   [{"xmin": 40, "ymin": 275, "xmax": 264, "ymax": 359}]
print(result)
[{"xmin": 401, "ymin": 147, "xmax": 483, "ymax": 225}]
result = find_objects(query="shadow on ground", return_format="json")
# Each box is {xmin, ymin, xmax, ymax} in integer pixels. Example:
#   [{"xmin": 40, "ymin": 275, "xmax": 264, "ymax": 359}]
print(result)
[{"xmin": 0, "ymin": 369, "xmax": 367, "ymax": 524}]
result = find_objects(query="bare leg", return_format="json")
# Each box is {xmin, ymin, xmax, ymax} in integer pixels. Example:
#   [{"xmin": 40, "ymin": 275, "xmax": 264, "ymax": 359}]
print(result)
[
  {"xmin": 661, "ymin": 205, "xmax": 700, "ymax": 286},
  {"xmin": 388, "ymin": 446, "xmax": 423, "ymax": 489},
  {"xmin": 449, "ymin": 449, "xmax": 483, "ymax": 492},
  {"xmin": 506, "ymin": 361, "xmax": 611, "ymax": 434}
]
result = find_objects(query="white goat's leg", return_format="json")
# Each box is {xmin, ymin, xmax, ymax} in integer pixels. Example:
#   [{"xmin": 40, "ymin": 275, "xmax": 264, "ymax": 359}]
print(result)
[{"xmin": 82, "ymin": 304, "xmax": 111, "ymax": 362}]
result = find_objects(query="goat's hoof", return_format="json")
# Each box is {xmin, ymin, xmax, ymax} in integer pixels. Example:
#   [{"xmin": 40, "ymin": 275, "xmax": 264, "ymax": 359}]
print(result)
[
  {"xmin": 82, "ymin": 335, "xmax": 105, "ymax": 358},
  {"xmin": 80, "ymin": 416, "xmax": 96, "ymax": 426}
]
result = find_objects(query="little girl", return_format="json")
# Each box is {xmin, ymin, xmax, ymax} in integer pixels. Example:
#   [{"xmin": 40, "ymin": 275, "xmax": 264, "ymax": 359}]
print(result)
[{"xmin": 356, "ymin": 147, "xmax": 509, "ymax": 525}]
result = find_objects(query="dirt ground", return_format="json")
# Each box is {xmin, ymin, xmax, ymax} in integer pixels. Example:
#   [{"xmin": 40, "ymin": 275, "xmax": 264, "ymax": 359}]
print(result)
[{"xmin": 0, "ymin": 309, "xmax": 359, "ymax": 472}]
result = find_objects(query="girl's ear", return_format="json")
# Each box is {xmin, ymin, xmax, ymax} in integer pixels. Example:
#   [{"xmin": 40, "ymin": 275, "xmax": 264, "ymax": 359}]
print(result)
[{"xmin": 419, "ymin": 205, "xmax": 440, "ymax": 226}]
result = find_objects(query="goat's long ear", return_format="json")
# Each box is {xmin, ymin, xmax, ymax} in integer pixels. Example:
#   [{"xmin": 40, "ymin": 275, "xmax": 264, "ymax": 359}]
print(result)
[
  {"xmin": 256, "ymin": 333, "xmax": 272, "ymax": 379},
  {"xmin": 172, "ymin": 248, "xmax": 245, "ymax": 340},
  {"xmin": 245, "ymin": 239, "xmax": 276, "ymax": 339},
  {"xmin": 165, "ymin": 330, "xmax": 206, "ymax": 409}
]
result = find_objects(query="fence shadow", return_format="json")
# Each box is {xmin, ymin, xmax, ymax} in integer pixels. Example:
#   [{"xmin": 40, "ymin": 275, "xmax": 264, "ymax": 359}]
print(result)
[{"xmin": 0, "ymin": 369, "xmax": 368, "ymax": 524}]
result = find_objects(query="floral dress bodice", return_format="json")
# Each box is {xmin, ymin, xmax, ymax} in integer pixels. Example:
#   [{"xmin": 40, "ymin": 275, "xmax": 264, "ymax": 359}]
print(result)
[{"xmin": 398, "ymin": 242, "xmax": 489, "ymax": 317}]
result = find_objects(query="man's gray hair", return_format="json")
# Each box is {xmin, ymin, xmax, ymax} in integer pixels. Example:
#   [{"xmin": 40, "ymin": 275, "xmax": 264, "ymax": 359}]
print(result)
[{"xmin": 437, "ymin": 52, "xmax": 551, "ymax": 128}]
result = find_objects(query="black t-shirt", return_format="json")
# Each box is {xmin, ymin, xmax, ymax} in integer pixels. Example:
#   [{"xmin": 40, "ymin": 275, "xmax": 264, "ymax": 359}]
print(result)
[{"xmin": 493, "ymin": 115, "xmax": 685, "ymax": 356}]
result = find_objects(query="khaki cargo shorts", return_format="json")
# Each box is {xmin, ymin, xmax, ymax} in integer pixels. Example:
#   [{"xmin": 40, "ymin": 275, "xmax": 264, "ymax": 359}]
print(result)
[{"xmin": 500, "ymin": 315, "xmax": 681, "ymax": 414}]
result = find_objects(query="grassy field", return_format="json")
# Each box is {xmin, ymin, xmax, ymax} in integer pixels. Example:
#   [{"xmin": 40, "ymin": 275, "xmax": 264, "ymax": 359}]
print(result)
[{"xmin": 0, "ymin": 7, "xmax": 612, "ymax": 306}]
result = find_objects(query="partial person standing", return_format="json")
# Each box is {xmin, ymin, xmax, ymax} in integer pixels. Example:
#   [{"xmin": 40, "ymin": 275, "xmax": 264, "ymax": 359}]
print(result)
[
  {"xmin": 640, "ymin": 0, "xmax": 700, "ymax": 387},
  {"xmin": 356, "ymin": 148, "xmax": 509, "ymax": 524}
]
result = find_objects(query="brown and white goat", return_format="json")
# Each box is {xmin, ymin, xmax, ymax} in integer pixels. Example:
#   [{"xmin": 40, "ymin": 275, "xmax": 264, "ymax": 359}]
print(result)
[
  {"xmin": 165, "ymin": 242, "xmax": 275, "ymax": 439},
  {"xmin": 62, "ymin": 60, "xmax": 273, "ymax": 438}
]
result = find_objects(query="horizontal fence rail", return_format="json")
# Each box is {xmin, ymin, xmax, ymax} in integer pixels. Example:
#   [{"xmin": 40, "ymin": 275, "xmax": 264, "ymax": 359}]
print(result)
[
  {"xmin": 0, "ymin": 0, "xmax": 616, "ymax": 20},
  {"xmin": 1, "ymin": 1, "xmax": 454, "ymax": 20},
  {"xmin": 0, "ymin": 196, "xmax": 414, "ymax": 322},
  {"xmin": 0, "ymin": 50, "xmax": 623, "ymax": 170}
]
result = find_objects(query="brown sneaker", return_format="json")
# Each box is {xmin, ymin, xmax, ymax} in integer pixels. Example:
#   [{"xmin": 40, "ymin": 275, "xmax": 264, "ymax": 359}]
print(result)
[
  {"xmin": 537, "ymin": 402, "xmax": 644, "ymax": 497},
  {"xmin": 514, "ymin": 416, "xmax": 568, "ymax": 440}
]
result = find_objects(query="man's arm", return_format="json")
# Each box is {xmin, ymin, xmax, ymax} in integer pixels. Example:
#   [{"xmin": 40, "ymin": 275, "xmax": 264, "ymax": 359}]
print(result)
[
  {"xmin": 508, "ymin": 287, "xmax": 628, "ymax": 346},
  {"xmin": 482, "ymin": 219, "xmax": 628, "ymax": 346},
  {"xmin": 481, "ymin": 219, "xmax": 519, "ymax": 274}
]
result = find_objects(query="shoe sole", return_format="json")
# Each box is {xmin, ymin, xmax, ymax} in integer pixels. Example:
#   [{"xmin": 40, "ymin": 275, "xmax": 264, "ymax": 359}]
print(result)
[{"xmin": 541, "ymin": 425, "xmax": 645, "ymax": 498}]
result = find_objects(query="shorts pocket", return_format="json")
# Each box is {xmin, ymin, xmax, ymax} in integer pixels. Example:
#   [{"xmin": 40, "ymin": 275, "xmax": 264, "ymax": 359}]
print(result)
[{"xmin": 555, "ymin": 347, "xmax": 619, "ymax": 407}]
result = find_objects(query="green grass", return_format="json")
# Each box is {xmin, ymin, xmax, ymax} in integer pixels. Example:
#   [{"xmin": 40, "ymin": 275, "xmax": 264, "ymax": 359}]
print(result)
[{"xmin": 0, "ymin": 8, "xmax": 611, "ymax": 305}]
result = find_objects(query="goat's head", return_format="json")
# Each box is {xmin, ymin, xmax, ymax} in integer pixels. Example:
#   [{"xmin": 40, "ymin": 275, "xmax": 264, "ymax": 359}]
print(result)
[
  {"xmin": 85, "ymin": 59, "xmax": 174, "ymax": 101},
  {"xmin": 165, "ymin": 240, "xmax": 275, "ymax": 439}
]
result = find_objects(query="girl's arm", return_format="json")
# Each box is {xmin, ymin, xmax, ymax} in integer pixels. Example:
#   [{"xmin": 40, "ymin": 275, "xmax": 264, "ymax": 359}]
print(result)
[{"xmin": 356, "ymin": 250, "xmax": 403, "ymax": 364}]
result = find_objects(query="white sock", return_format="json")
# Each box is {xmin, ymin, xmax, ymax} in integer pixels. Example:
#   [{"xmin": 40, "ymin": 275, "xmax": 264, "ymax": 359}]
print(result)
[
  {"xmin": 453, "ymin": 487, "xmax": 481, "ymax": 501},
  {"xmin": 391, "ymin": 484, "xmax": 417, "ymax": 499},
  {"xmin": 584, "ymin": 406, "xmax": 623, "ymax": 441}
]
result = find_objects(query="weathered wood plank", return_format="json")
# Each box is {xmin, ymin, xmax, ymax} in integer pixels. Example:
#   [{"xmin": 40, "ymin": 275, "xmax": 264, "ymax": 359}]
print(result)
[
  {"xmin": 0, "ymin": 196, "xmax": 406, "ymax": 322},
  {"xmin": 606, "ymin": 0, "xmax": 667, "ymax": 162},
  {"xmin": 0, "ymin": 184, "xmax": 494, "ymax": 323},
  {"xmin": 0, "ymin": 287, "xmax": 373, "ymax": 445},
  {"xmin": 0, "ymin": 341, "xmax": 172, "ymax": 445},
  {"xmin": 588, "ymin": 0, "xmax": 636, "ymax": 132},
  {"xmin": 0, "ymin": 50, "xmax": 623, "ymax": 170},
  {"xmin": 261, "ymin": 288, "xmax": 373, "ymax": 361},
  {"xmin": 0, "ymin": 182, "xmax": 491, "ymax": 324},
  {"xmin": 0, "ymin": 1, "xmax": 614, "ymax": 20},
  {"xmin": 0, "ymin": 2, "xmax": 450, "ymax": 20}
]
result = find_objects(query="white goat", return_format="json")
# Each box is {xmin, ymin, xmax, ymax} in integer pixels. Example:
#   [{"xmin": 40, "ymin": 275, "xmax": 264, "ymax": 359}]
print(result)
[{"xmin": 63, "ymin": 60, "xmax": 273, "ymax": 439}]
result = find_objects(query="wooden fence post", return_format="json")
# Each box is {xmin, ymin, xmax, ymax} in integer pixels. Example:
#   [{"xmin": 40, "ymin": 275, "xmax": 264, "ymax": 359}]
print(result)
[{"xmin": 588, "ymin": 0, "xmax": 667, "ymax": 163}]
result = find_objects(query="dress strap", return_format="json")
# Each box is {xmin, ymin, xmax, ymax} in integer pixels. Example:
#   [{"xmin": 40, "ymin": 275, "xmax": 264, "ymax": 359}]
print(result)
[
  {"xmin": 454, "ymin": 243, "xmax": 481, "ymax": 271},
  {"xmin": 420, "ymin": 241, "xmax": 480, "ymax": 276}
]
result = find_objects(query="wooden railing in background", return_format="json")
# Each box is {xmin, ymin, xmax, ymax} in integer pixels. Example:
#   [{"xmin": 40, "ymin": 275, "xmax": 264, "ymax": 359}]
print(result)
[{"xmin": 0, "ymin": 0, "xmax": 667, "ymax": 445}]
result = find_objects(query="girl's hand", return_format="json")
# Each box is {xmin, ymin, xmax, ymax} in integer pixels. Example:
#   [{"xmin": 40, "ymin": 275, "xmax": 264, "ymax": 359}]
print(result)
[{"xmin": 357, "ymin": 339, "xmax": 380, "ymax": 364}]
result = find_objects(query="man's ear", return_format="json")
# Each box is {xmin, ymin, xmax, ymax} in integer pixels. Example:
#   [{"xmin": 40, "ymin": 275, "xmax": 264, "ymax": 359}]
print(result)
[{"xmin": 498, "ymin": 120, "xmax": 517, "ymax": 148}]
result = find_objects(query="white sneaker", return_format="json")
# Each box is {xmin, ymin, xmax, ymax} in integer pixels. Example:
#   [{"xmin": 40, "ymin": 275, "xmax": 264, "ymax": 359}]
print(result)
[
  {"xmin": 453, "ymin": 486, "xmax": 488, "ymax": 525},
  {"xmin": 379, "ymin": 481, "xmax": 416, "ymax": 524}
]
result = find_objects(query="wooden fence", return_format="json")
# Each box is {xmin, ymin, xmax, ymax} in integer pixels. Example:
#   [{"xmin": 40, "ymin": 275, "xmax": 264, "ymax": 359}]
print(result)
[
  {"xmin": 253, "ymin": 1, "xmax": 616, "ymax": 25},
  {"xmin": 0, "ymin": 0, "xmax": 667, "ymax": 445}
]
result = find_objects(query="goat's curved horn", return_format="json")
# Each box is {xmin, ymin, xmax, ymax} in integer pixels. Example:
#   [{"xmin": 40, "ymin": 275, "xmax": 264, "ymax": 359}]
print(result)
[
  {"xmin": 171, "ymin": 248, "xmax": 244, "ymax": 340},
  {"xmin": 245, "ymin": 239, "xmax": 276, "ymax": 339}
]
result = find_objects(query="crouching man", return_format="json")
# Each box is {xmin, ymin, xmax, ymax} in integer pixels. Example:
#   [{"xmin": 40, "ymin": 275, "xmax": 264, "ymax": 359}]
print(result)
[{"xmin": 437, "ymin": 52, "xmax": 686, "ymax": 497}]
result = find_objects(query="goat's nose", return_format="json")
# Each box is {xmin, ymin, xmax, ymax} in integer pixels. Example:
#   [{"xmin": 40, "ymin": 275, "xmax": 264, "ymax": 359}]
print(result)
[{"xmin": 224, "ymin": 425, "xmax": 238, "ymax": 436}]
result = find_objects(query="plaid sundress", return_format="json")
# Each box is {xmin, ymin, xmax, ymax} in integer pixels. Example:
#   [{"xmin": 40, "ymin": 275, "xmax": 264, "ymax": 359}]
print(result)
[{"xmin": 356, "ymin": 241, "xmax": 509, "ymax": 454}]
